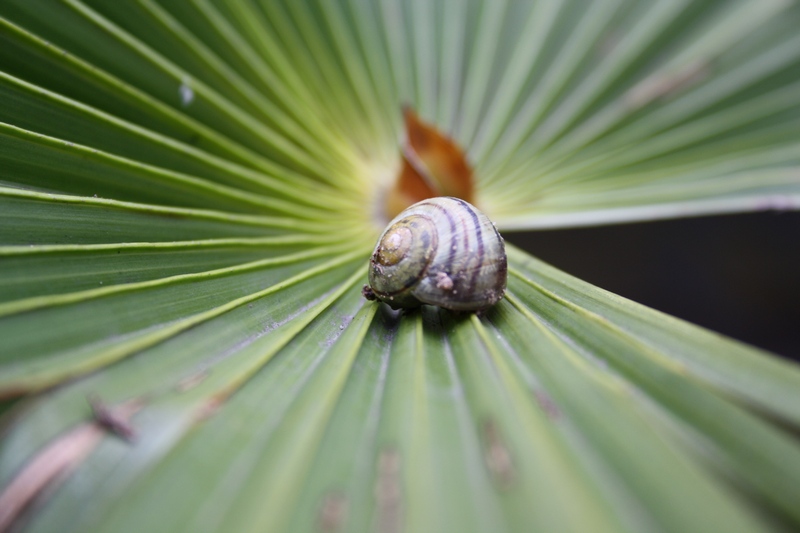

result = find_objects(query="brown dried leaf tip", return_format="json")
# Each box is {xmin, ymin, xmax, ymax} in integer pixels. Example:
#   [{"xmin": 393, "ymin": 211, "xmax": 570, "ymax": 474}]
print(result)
[{"xmin": 385, "ymin": 107, "xmax": 475, "ymax": 219}]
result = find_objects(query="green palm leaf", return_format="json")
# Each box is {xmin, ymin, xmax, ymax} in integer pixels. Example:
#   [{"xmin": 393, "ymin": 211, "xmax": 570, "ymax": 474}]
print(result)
[{"xmin": 1, "ymin": 1, "xmax": 799, "ymax": 532}]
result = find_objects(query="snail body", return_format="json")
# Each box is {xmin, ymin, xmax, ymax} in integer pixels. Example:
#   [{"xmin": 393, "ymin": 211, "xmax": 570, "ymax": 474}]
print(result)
[{"xmin": 365, "ymin": 197, "xmax": 507, "ymax": 311}]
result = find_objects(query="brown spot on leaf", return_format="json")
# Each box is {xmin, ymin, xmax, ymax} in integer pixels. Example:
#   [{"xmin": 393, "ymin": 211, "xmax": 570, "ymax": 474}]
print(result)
[
  {"xmin": 625, "ymin": 60, "xmax": 710, "ymax": 109},
  {"xmin": 193, "ymin": 394, "xmax": 225, "ymax": 422},
  {"xmin": 88, "ymin": 395, "xmax": 138, "ymax": 442},
  {"xmin": 175, "ymin": 370, "xmax": 210, "ymax": 392},
  {"xmin": 373, "ymin": 447, "xmax": 403, "ymax": 533},
  {"xmin": 534, "ymin": 390, "xmax": 561, "ymax": 420},
  {"xmin": 483, "ymin": 419, "xmax": 515, "ymax": 489},
  {"xmin": 0, "ymin": 400, "xmax": 142, "ymax": 532},
  {"xmin": 317, "ymin": 491, "xmax": 348, "ymax": 532}
]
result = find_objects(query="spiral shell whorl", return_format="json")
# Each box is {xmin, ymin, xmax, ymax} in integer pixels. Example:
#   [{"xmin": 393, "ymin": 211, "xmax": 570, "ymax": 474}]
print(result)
[
  {"xmin": 368, "ymin": 213, "xmax": 438, "ymax": 308},
  {"xmin": 367, "ymin": 197, "xmax": 507, "ymax": 311}
]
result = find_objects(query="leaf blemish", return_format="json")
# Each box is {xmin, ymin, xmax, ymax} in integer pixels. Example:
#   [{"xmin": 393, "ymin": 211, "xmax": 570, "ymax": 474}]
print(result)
[
  {"xmin": 0, "ymin": 399, "xmax": 143, "ymax": 531},
  {"xmin": 175, "ymin": 370, "xmax": 210, "ymax": 392},
  {"xmin": 317, "ymin": 491, "xmax": 348, "ymax": 532},
  {"xmin": 534, "ymin": 390, "xmax": 561, "ymax": 420},
  {"xmin": 374, "ymin": 448, "xmax": 403, "ymax": 533},
  {"xmin": 624, "ymin": 60, "xmax": 710, "ymax": 110},
  {"xmin": 88, "ymin": 395, "xmax": 139, "ymax": 442},
  {"xmin": 193, "ymin": 395, "xmax": 225, "ymax": 422},
  {"xmin": 483, "ymin": 419, "xmax": 515, "ymax": 489}
]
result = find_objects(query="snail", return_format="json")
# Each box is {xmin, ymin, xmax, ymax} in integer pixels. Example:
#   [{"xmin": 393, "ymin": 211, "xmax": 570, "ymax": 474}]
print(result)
[{"xmin": 362, "ymin": 197, "xmax": 507, "ymax": 311}]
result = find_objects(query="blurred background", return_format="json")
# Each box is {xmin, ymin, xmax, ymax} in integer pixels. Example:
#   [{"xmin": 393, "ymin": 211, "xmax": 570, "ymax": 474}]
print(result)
[{"xmin": 507, "ymin": 211, "xmax": 800, "ymax": 363}]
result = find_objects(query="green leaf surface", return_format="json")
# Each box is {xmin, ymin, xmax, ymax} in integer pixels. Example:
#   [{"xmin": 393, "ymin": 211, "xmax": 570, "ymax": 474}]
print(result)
[{"xmin": 1, "ymin": 1, "xmax": 799, "ymax": 532}]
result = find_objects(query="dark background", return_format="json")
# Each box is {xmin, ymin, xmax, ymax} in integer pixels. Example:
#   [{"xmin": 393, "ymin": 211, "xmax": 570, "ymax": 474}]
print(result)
[{"xmin": 506, "ymin": 211, "xmax": 800, "ymax": 362}]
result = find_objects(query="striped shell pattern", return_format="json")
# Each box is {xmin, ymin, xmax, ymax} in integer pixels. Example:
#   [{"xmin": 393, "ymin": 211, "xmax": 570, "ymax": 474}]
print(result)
[{"xmin": 366, "ymin": 197, "xmax": 507, "ymax": 311}]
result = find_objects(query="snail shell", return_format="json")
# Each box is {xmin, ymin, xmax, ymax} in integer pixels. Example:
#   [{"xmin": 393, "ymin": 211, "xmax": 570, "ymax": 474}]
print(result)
[{"xmin": 365, "ymin": 197, "xmax": 507, "ymax": 311}]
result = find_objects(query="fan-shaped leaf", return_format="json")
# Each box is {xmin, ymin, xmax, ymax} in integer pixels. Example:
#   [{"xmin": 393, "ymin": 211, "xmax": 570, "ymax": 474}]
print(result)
[{"xmin": 1, "ymin": 1, "xmax": 799, "ymax": 532}]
